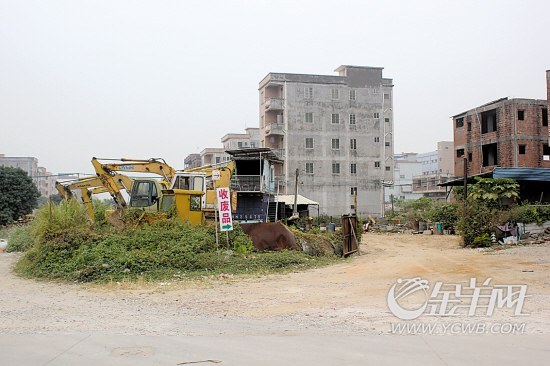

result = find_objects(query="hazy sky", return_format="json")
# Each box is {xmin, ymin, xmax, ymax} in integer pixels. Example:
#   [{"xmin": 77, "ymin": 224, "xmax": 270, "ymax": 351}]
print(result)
[{"xmin": 1, "ymin": 0, "xmax": 548, "ymax": 175}]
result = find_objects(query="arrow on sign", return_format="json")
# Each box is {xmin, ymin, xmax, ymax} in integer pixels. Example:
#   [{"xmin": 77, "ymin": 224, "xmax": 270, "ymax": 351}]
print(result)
[{"xmin": 221, "ymin": 224, "xmax": 233, "ymax": 230}]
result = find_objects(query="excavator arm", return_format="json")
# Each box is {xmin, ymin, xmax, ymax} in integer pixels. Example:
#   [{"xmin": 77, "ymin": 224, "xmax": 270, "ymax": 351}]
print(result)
[{"xmin": 92, "ymin": 157, "xmax": 176, "ymax": 184}]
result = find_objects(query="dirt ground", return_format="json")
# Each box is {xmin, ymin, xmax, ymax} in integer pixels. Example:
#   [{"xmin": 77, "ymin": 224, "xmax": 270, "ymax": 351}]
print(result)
[{"xmin": 0, "ymin": 233, "xmax": 549, "ymax": 336}]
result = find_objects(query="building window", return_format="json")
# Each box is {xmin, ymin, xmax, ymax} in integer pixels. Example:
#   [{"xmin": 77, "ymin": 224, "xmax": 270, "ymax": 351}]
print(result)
[
  {"xmin": 481, "ymin": 109, "xmax": 497, "ymax": 134},
  {"xmin": 385, "ymin": 141, "xmax": 391, "ymax": 147},
  {"xmin": 305, "ymin": 138, "xmax": 314, "ymax": 149},
  {"xmin": 305, "ymin": 162, "xmax": 314, "ymax": 174},
  {"xmin": 374, "ymin": 161, "xmax": 380, "ymax": 168},
  {"xmin": 216, "ymin": 157, "xmax": 221, "ymax": 164},
  {"xmin": 331, "ymin": 113, "xmax": 340, "ymax": 124},
  {"xmin": 349, "ymin": 114, "xmax": 356, "ymax": 125},
  {"xmin": 374, "ymin": 137, "xmax": 380, "ymax": 143},
  {"xmin": 350, "ymin": 163, "xmax": 357, "ymax": 175},
  {"xmin": 543, "ymin": 108, "xmax": 548, "ymax": 126},
  {"xmin": 517, "ymin": 110, "xmax": 525, "ymax": 120},
  {"xmin": 519, "ymin": 145, "xmax": 526, "ymax": 155},
  {"xmin": 349, "ymin": 90, "xmax": 356, "ymax": 101},
  {"xmin": 385, "ymin": 166, "xmax": 391, "ymax": 171},
  {"xmin": 332, "ymin": 163, "xmax": 340, "ymax": 174},
  {"xmin": 385, "ymin": 118, "xmax": 390, "ymax": 122},
  {"xmin": 250, "ymin": 142, "xmax": 255, "ymax": 148},
  {"xmin": 455, "ymin": 117, "xmax": 464, "ymax": 128},
  {"xmin": 400, "ymin": 174, "xmax": 405, "ymax": 179},
  {"xmin": 305, "ymin": 112, "xmax": 313, "ymax": 123},
  {"xmin": 238, "ymin": 141, "xmax": 243, "ymax": 148},
  {"xmin": 331, "ymin": 88, "xmax": 339, "ymax": 99},
  {"xmin": 467, "ymin": 122, "xmax": 472, "ymax": 131},
  {"xmin": 543, "ymin": 144, "xmax": 550, "ymax": 161},
  {"xmin": 482, "ymin": 143, "xmax": 498, "ymax": 166},
  {"xmin": 331, "ymin": 138, "xmax": 340, "ymax": 150},
  {"xmin": 384, "ymin": 93, "xmax": 390, "ymax": 100},
  {"xmin": 373, "ymin": 112, "xmax": 380, "ymax": 119},
  {"xmin": 350, "ymin": 187, "xmax": 357, "ymax": 195},
  {"xmin": 350, "ymin": 138, "xmax": 357, "ymax": 150},
  {"xmin": 373, "ymin": 88, "xmax": 378, "ymax": 94},
  {"xmin": 456, "ymin": 149, "xmax": 464, "ymax": 158},
  {"xmin": 304, "ymin": 87, "xmax": 313, "ymax": 99},
  {"xmin": 468, "ymin": 153, "xmax": 472, "ymax": 162}
]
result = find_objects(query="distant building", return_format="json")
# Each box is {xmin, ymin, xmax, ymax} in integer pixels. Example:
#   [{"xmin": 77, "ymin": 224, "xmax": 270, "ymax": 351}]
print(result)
[
  {"xmin": 184, "ymin": 128, "xmax": 260, "ymax": 168},
  {"xmin": 221, "ymin": 128, "xmax": 260, "ymax": 150},
  {"xmin": 199, "ymin": 148, "xmax": 230, "ymax": 166},
  {"xmin": 410, "ymin": 141, "xmax": 454, "ymax": 201},
  {"xmin": 184, "ymin": 154, "xmax": 201, "ymax": 169},
  {"xmin": 0, "ymin": 154, "xmax": 54, "ymax": 197},
  {"xmin": 258, "ymin": 65, "xmax": 394, "ymax": 217},
  {"xmin": 452, "ymin": 97, "xmax": 548, "ymax": 177},
  {"xmin": 385, "ymin": 153, "xmax": 423, "ymax": 202}
]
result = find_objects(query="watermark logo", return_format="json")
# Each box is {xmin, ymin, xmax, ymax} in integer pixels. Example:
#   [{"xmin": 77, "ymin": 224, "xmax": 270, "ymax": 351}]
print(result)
[{"xmin": 387, "ymin": 277, "xmax": 529, "ymax": 320}]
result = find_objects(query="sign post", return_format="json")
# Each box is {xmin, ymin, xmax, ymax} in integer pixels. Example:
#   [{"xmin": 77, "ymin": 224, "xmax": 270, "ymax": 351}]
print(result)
[
  {"xmin": 212, "ymin": 170, "xmax": 221, "ymax": 248},
  {"xmin": 216, "ymin": 186, "xmax": 234, "ymax": 248}
]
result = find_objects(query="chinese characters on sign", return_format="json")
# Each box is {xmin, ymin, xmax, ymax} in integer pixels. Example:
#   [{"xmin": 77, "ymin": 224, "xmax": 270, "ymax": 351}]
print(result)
[{"xmin": 216, "ymin": 187, "xmax": 233, "ymax": 231}]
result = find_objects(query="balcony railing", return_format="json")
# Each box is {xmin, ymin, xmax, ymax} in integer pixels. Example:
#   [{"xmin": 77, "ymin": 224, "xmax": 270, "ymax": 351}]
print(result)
[
  {"xmin": 264, "ymin": 98, "xmax": 284, "ymax": 111},
  {"xmin": 265, "ymin": 123, "xmax": 284, "ymax": 136},
  {"xmin": 231, "ymin": 175, "xmax": 262, "ymax": 192},
  {"xmin": 271, "ymin": 148, "xmax": 286, "ymax": 160}
]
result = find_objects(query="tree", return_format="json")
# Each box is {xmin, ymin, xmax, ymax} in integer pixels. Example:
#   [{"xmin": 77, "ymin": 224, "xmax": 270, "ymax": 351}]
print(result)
[
  {"xmin": 0, "ymin": 166, "xmax": 40, "ymax": 225},
  {"xmin": 467, "ymin": 177, "xmax": 519, "ymax": 208}
]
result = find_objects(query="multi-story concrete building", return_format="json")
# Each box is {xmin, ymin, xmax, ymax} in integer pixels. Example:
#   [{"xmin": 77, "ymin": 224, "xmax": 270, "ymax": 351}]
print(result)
[
  {"xmin": 221, "ymin": 128, "xmax": 260, "ymax": 150},
  {"xmin": 452, "ymin": 97, "xmax": 548, "ymax": 177},
  {"xmin": 199, "ymin": 148, "xmax": 230, "ymax": 166},
  {"xmin": 185, "ymin": 128, "xmax": 261, "ymax": 168},
  {"xmin": 0, "ymin": 154, "xmax": 55, "ymax": 197},
  {"xmin": 258, "ymin": 65, "xmax": 394, "ymax": 216},
  {"xmin": 385, "ymin": 153, "xmax": 423, "ymax": 202},
  {"xmin": 411, "ymin": 141, "xmax": 454, "ymax": 201},
  {"xmin": 184, "ymin": 154, "xmax": 201, "ymax": 169}
]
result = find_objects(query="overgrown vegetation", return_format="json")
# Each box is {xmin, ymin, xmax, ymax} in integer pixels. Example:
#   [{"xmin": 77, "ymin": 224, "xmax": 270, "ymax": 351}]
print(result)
[
  {"xmin": 14, "ymin": 200, "xmax": 339, "ymax": 282},
  {"xmin": 5, "ymin": 225, "xmax": 34, "ymax": 252},
  {"xmin": 456, "ymin": 177, "xmax": 521, "ymax": 247}
]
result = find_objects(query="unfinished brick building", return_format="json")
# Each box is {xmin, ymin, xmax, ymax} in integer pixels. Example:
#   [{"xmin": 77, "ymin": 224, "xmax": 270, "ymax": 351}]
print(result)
[{"xmin": 452, "ymin": 96, "xmax": 548, "ymax": 177}]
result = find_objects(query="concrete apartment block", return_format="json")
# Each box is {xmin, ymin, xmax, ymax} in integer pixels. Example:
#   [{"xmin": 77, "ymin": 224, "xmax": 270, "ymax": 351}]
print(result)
[
  {"xmin": 199, "ymin": 148, "xmax": 230, "ymax": 166},
  {"xmin": 259, "ymin": 65, "xmax": 394, "ymax": 217},
  {"xmin": 453, "ymin": 97, "xmax": 548, "ymax": 177},
  {"xmin": 221, "ymin": 127, "xmax": 260, "ymax": 150}
]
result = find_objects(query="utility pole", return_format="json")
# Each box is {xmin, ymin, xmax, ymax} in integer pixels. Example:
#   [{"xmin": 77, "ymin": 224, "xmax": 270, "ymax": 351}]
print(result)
[{"xmin": 463, "ymin": 157, "xmax": 468, "ymax": 201}]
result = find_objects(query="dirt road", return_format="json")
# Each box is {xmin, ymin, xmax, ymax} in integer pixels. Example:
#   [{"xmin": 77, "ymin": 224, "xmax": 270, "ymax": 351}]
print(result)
[{"xmin": 1, "ymin": 233, "xmax": 549, "ymax": 336}]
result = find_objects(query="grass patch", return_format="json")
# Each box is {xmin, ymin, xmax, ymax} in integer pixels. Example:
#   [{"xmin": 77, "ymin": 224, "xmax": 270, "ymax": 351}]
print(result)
[
  {"xmin": 5, "ymin": 225, "xmax": 34, "ymax": 252},
  {"xmin": 15, "ymin": 201, "xmax": 340, "ymax": 283}
]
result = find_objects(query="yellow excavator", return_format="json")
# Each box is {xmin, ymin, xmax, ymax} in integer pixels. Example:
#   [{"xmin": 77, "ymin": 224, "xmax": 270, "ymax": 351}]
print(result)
[
  {"xmin": 56, "ymin": 173, "xmax": 139, "ymax": 222},
  {"xmin": 179, "ymin": 160, "xmax": 237, "ymax": 218},
  {"xmin": 91, "ymin": 157, "xmax": 206, "ymax": 225}
]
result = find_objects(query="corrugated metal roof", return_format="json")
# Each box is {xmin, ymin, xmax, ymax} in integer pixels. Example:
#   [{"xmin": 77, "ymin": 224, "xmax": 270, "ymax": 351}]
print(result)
[{"xmin": 493, "ymin": 168, "xmax": 550, "ymax": 181}]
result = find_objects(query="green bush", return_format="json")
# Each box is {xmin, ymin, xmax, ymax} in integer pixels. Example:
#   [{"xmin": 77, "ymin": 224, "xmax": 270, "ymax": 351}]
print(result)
[
  {"xmin": 456, "ymin": 200, "xmax": 498, "ymax": 247},
  {"xmin": 428, "ymin": 203, "xmax": 459, "ymax": 229},
  {"xmin": 15, "ymin": 207, "xmax": 338, "ymax": 282},
  {"xmin": 5, "ymin": 225, "xmax": 34, "ymax": 252},
  {"xmin": 472, "ymin": 233, "xmax": 492, "ymax": 248}
]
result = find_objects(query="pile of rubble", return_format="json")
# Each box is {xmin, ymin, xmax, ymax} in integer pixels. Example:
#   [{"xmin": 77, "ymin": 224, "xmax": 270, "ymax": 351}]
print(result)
[{"xmin": 521, "ymin": 227, "xmax": 550, "ymax": 245}]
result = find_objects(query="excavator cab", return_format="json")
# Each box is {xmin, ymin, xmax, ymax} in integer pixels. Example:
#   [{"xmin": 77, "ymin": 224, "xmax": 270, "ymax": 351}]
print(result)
[{"xmin": 129, "ymin": 180, "xmax": 160, "ymax": 208}]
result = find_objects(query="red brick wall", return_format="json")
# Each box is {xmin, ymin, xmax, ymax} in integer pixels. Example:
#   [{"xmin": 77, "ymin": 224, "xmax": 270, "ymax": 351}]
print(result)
[{"xmin": 453, "ymin": 99, "xmax": 549, "ymax": 177}]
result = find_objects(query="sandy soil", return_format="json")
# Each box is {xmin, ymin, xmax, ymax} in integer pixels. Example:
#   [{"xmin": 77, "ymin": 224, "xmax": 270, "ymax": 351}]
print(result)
[{"xmin": 1, "ymin": 233, "xmax": 549, "ymax": 336}]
